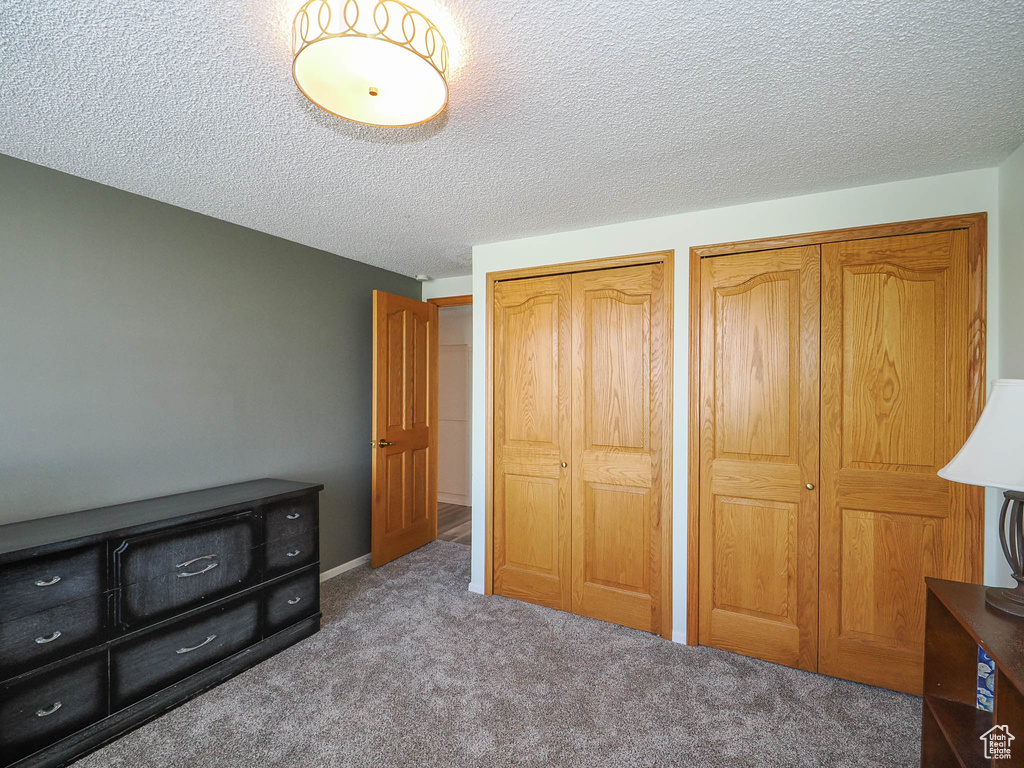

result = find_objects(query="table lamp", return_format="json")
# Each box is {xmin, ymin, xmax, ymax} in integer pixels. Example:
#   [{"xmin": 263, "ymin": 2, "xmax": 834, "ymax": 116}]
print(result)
[{"xmin": 939, "ymin": 379, "xmax": 1024, "ymax": 615}]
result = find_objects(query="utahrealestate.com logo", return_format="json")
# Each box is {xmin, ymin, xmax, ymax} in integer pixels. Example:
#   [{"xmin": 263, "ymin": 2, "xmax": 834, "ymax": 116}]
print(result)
[{"xmin": 981, "ymin": 725, "xmax": 1015, "ymax": 760}]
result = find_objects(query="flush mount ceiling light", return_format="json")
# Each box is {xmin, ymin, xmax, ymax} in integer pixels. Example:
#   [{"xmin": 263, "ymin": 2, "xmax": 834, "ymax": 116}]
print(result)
[{"xmin": 292, "ymin": 0, "xmax": 450, "ymax": 127}]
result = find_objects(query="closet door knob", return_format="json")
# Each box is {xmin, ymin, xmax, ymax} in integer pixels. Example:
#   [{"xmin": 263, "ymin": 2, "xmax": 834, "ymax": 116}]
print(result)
[
  {"xmin": 806, "ymin": 483, "xmax": 815, "ymax": 490},
  {"xmin": 561, "ymin": 462, "xmax": 567, "ymax": 468}
]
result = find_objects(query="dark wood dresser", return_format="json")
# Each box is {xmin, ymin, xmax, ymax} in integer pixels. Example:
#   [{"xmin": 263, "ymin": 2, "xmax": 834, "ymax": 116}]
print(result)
[
  {"xmin": 923, "ymin": 578, "xmax": 1024, "ymax": 767},
  {"xmin": 0, "ymin": 479, "xmax": 324, "ymax": 768}
]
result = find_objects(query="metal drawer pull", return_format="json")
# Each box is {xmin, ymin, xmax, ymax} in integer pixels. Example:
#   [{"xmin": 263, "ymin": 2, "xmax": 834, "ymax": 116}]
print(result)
[
  {"xmin": 176, "ymin": 553, "xmax": 217, "ymax": 569},
  {"xmin": 176, "ymin": 634, "xmax": 217, "ymax": 654},
  {"xmin": 36, "ymin": 701, "xmax": 62, "ymax": 717},
  {"xmin": 287, "ymin": 597, "xmax": 302, "ymax": 605},
  {"xmin": 35, "ymin": 631, "xmax": 63, "ymax": 644},
  {"xmin": 34, "ymin": 576, "xmax": 61, "ymax": 587},
  {"xmin": 286, "ymin": 549, "xmax": 301, "ymax": 557},
  {"xmin": 177, "ymin": 562, "xmax": 219, "ymax": 578},
  {"xmin": 286, "ymin": 513, "xmax": 301, "ymax": 520}
]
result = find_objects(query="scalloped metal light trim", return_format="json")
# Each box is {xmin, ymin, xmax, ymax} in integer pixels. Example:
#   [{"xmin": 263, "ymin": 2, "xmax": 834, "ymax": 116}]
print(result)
[{"xmin": 292, "ymin": 0, "xmax": 450, "ymax": 127}]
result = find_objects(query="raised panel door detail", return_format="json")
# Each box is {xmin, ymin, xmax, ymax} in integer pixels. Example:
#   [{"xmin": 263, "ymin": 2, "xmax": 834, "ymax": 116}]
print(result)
[
  {"xmin": 585, "ymin": 484, "xmax": 649, "ymax": 592},
  {"xmin": 712, "ymin": 496, "xmax": 796, "ymax": 624},
  {"xmin": 838, "ymin": 508, "xmax": 941, "ymax": 649},
  {"xmin": 504, "ymin": 297, "xmax": 558, "ymax": 446},
  {"xmin": 571, "ymin": 264, "xmax": 665, "ymax": 634},
  {"xmin": 842, "ymin": 267, "xmax": 941, "ymax": 468},
  {"xmin": 372, "ymin": 291, "xmax": 438, "ymax": 568},
  {"xmin": 385, "ymin": 452, "xmax": 405, "ymax": 534},
  {"xmin": 716, "ymin": 276, "xmax": 795, "ymax": 459},
  {"xmin": 413, "ymin": 315, "xmax": 429, "ymax": 429},
  {"xmin": 492, "ymin": 275, "xmax": 572, "ymax": 611},
  {"xmin": 502, "ymin": 476, "xmax": 558, "ymax": 574},
  {"xmin": 386, "ymin": 309, "xmax": 406, "ymax": 431},
  {"xmin": 698, "ymin": 245, "xmax": 819, "ymax": 671},
  {"xmin": 412, "ymin": 448, "xmax": 428, "ymax": 523},
  {"xmin": 586, "ymin": 292, "xmax": 650, "ymax": 451},
  {"xmin": 819, "ymin": 229, "xmax": 980, "ymax": 694}
]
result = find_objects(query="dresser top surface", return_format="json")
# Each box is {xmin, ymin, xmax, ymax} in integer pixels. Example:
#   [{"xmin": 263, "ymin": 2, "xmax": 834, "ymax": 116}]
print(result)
[{"xmin": 0, "ymin": 479, "xmax": 323, "ymax": 560}]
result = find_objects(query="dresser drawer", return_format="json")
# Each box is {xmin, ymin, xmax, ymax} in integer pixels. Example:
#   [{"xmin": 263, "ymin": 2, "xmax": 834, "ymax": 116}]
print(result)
[
  {"xmin": 0, "ymin": 546, "xmax": 105, "ymax": 622},
  {"xmin": 114, "ymin": 512, "xmax": 256, "ymax": 586},
  {"xmin": 264, "ymin": 528, "xmax": 318, "ymax": 578},
  {"xmin": 0, "ymin": 651, "xmax": 107, "ymax": 768},
  {"xmin": 110, "ymin": 595, "xmax": 261, "ymax": 711},
  {"xmin": 265, "ymin": 495, "xmax": 317, "ymax": 541},
  {"xmin": 264, "ymin": 566, "xmax": 319, "ymax": 635},
  {"xmin": 0, "ymin": 593, "xmax": 108, "ymax": 680},
  {"xmin": 118, "ymin": 546, "xmax": 258, "ymax": 630}
]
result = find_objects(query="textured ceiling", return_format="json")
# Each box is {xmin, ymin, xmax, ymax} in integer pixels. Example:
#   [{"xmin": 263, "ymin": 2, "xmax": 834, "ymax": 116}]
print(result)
[{"xmin": 1, "ymin": 1, "xmax": 1023, "ymax": 278}]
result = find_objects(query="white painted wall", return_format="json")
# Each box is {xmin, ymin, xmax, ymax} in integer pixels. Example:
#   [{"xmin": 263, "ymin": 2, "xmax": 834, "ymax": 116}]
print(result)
[
  {"xmin": 987, "ymin": 141, "xmax": 1024, "ymax": 590},
  {"xmin": 437, "ymin": 306, "xmax": 473, "ymax": 505},
  {"xmin": 469, "ymin": 167, "xmax": 1003, "ymax": 638},
  {"xmin": 1000, "ymin": 142, "xmax": 1024, "ymax": 379},
  {"xmin": 422, "ymin": 275, "xmax": 473, "ymax": 300}
]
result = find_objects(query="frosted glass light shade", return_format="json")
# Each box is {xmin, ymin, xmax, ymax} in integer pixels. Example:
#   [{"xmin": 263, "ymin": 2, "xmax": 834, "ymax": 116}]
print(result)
[
  {"xmin": 292, "ymin": 0, "xmax": 449, "ymax": 127},
  {"xmin": 938, "ymin": 379, "xmax": 1024, "ymax": 491}
]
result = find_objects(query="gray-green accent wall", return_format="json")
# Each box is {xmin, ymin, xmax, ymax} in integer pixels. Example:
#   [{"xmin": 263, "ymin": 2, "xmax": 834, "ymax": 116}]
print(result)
[{"xmin": 0, "ymin": 153, "xmax": 421, "ymax": 571}]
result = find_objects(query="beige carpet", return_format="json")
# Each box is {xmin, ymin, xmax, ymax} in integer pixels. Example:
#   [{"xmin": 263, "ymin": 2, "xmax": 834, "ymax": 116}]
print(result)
[{"xmin": 72, "ymin": 540, "xmax": 920, "ymax": 767}]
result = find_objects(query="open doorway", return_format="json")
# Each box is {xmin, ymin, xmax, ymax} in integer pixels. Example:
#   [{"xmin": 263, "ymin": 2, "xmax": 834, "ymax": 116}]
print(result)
[{"xmin": 432, "ymin": 296, "xmax": 472, "ymax": 545}]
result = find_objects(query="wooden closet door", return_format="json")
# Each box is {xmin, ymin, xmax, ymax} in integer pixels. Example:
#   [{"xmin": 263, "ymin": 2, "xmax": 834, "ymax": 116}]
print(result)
[
  {"xmin": 492, "ymin": 275, "xmax": 572, "ymax": 610},
  {"xmin": 698, "ymin": 246, "xmax": 820, "ymax": 670},
  {"xmin": 818, "ymin": 230, "xmax": 982, "ymax": 695},
  {"xmin": 570, "ymin": 264, "xmax": 668, "ymax": 634}
]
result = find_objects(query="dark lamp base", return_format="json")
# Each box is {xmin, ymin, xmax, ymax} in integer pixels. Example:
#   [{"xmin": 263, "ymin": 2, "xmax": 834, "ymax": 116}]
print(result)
[
  {"xmin": 988, "ymin": 492, "xmax": 1024, "ymax": 617},
  {"xmin": 986, "ymin": 585, "xmax": 1024, "ymax": 617}
]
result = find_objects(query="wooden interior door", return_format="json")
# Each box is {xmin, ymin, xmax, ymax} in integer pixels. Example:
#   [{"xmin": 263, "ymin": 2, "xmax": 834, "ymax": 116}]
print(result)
[
  {"xmin": 492, "ymin": 275, "xmax": 572, "ymax": 610},
  {"xmin": 818, "ymin": 230, "xmax": 983, "ymax": 694},
  {"xmin": 570, "ymin": 264, "xmax": 668, "ymax": 633},
  {"xmin": 371, "ymin": 291, "xmax": 438, "ymax": 568},
  {"xmin": 698, "ymin": 246, "xmax": 820, "ymax": 670}
]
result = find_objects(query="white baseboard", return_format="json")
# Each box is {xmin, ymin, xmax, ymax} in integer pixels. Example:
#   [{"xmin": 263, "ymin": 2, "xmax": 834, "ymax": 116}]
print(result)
[
  {"xmin": 438, "ymin": 492, "xmax": 471, "ymax": 506},
  {"xmin": 468, "ymin": 581, "xmax": 485, "ymax": 595},
  {"xmin": 320, "ymin": 553, "xmax": 371, "ymax": 582}
]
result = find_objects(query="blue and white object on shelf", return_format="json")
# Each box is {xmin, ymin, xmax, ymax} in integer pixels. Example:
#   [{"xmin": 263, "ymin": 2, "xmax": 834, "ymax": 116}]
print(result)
[{"xmin": 978, "ymin": 646, "xmax": 996, "ymax": 712}]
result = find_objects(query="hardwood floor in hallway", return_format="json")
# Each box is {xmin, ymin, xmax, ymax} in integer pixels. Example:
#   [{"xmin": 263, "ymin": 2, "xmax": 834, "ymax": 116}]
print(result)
[{"xmin": 438, "ymin": 503, "xmax": 471, "ymax": 546}]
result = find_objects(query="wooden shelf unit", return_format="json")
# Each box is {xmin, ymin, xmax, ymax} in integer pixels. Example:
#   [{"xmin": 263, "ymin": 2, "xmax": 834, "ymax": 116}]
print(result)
[{"xmin": 924, "ymin": 578, "xmax": 1024, "ymax": 767}]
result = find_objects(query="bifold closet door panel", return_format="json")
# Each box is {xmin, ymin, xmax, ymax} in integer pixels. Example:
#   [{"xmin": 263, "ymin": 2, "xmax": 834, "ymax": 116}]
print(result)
[
  {"xmin": 818, "ymin": 229, "xmax": 982, "ymax": 695},
  {"xmin": 492, "ymin": 275, "xmax": 573, "ymax": 610},
  {"xmin": 570, "ymin": 264, "xmax": 666, "ymax": 633},
  {"xmin": 698, "ymin": 246, "xmax": 820, "ymax": 671}
]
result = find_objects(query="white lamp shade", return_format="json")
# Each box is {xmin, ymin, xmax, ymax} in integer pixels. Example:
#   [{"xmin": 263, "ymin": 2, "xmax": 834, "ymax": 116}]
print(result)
[{"xmin": 938, "ymin": 379, "xmax": 1024, "ymax": 491}]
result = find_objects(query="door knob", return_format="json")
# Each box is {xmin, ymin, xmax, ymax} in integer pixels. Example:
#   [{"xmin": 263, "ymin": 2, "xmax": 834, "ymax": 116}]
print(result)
[
  {"xmin": 806, "ymin": 483, "xmax": 815, "ymax": 490},
  {"xmin": 561, "ymin": 462, "xmax": 567, "ymax": 468},
  {"xmin": 376, "ymin": 439, "xmax": 395, "ymax": 448}
]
